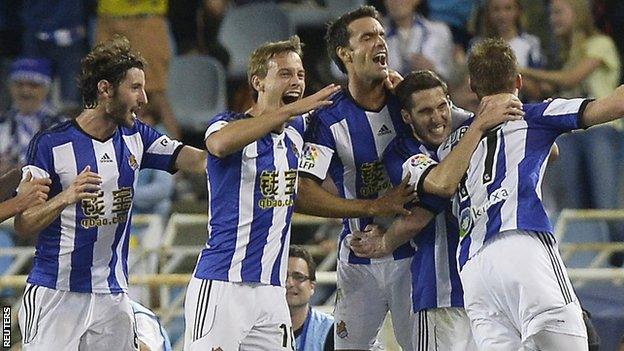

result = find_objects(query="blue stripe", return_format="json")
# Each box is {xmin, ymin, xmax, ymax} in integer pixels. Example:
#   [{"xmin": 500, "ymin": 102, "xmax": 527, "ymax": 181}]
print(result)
[
  {"xmin": 458, "ymin": 234, "xmax": 471, "ymax": 270},
  {"xmin": 70, "ymin": 137, "xmax": 97, "ymax": 292},
  {"xmin": 411, "ymin": 225, "xmax": 437, "ymax": 312},
  {"xmin": 446, "ymin": 216, "xmax": 464, "ymax": 307},
  {"xmin": 107, "ymin": 133, "xmax": 136, "ymax": 292},
  {"xmin": 241, "ymin": 137, "xmax": 276, "ymax": 282},
  {"xmin": 344, "ymin": 109, "xmax": 375, "ymax": 265},
  {"xmin": 195, "ymin": 151, "xmax": 243, "ymax": 281},
  {"xmin": 484, "ymin": 132, "xmax": 507, "ymax": 242}
]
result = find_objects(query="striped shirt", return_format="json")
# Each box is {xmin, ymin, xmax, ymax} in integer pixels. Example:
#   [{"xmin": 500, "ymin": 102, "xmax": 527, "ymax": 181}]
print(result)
[
  {"xmin": 24, "ymin": 119, "xmax": 182, "ymax": 293},
  {"xmin": 384, "ymin": 136, "xmax": 464, "ymax": 312},
  {"xmin": 402, "ymin": 98, "xmax": 587, "ymax": 269},
  {"xmin": 194, "ymin": 111, "xmax": 305, "ymax": 287},
  {"xmin": 300, "ymin": 89, "xmax": 414, "ymax": 264}
]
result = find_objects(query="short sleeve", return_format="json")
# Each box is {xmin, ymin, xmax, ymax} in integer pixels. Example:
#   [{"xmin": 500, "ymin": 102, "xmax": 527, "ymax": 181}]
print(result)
[
  {"xmin": 524, "ymin": 99, "xmax": 588, "ymax": 133},
  {"xmin": 23, "ymin": 132, "xmax": 53, "ymax": 180},
  {"xmin": 299, "ymin": 111, "xmax": 336, "ymax": 180},
  {"xmin": 585, "ymin": 35, "xmax": 619, "ymax": 73},
  {"xmin": 137, "ymin": 120, "xmax": 183, "ymax": 173},
  {"xmin": 402, "ymin": 154, "xmax": 438, "ymax": 195}
]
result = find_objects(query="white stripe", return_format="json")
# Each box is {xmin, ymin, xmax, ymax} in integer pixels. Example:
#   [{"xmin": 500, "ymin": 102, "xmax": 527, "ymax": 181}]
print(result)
[
  {"xmin": 434, "ymin": 213, "xmax": 451, "ymax": 307},
  {"xmin": 499, "ymin": 124, "xmax": 525, "ymax": 232},
  {"xmin": 465, "ymin": 136, "xmax": 490, "ymax": 258},
  {"xmin": 122, "ymin": 133, "xmax": 145, "ymax": 166},
  {"xmin": 228, "ymin": 142, "xmax": 257, "ymax": 281},
  {"xmin": 331, "ymin": 120, "xmax": 358, "ymax": 262},
  {"xmin": 543, "ymin": 98, "xmax": 584, "ymax": 116},
  {"xmin": 205, "ymin": 121, "xmax": 228, "ymax": 140},
  {"xmin": 52, "ymin": 142, "xmax": 78, "ymax": 291},
  {"xmin": 261, "ymin": 134, "xmax": 289, "ymax": 284},
  {"xmin": 90, "ymin": 140, "xmax": 122, "ymax": 293}
]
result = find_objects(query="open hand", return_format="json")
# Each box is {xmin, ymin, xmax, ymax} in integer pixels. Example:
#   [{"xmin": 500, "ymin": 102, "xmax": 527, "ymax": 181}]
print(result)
[
  {"xmin": 349, "ymin": 224, "xmax": 389, "ymax": 258},
  {"xmin": 368, "ymin": 176, "xmax": 417, "ymax": 217},
  {"xmin": 476, "ymin": 93, "xmax": 524, "ymax": 131},
  {"xmin": 283, "ymin": 84, "xmax": 341, "ymax": 118}
]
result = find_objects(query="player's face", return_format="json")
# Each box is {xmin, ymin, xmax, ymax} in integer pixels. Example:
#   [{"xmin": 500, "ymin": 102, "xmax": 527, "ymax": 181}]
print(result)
[
  {"xmin": 344, "ymin": 17, "xmax": 388, "ymax": 82},
  {"xmin": 107, "ymin": 67, "xmax": 147, "ymax": 128},
  {"xmin": 489, "ymin": 0, "xmax": 520, "ymax": 35},
  {"xmin": 384, "ymin": 0, "xmax": 419, "ymax": 21},
  {"xmin": 403, "ymin": 86, "xmax": 452, "ymax": 148},
  {"xmin": 9, "ymin": 80, "xmax": 49, "ymax": 115},
  {"xmin": 285, "ymin": 257, "xmax": 315, "ymax": 309},
  {"xmin": 258, "ymin": 51, "xmax": 305, "ymax": 107},
  {"xmin": 550, "ymin": 0, "xmax": 574, "ymax": 37}
]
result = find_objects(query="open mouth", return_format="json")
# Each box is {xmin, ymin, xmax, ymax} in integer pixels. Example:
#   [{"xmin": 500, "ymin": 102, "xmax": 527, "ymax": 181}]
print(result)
[
  {"xmin": 373, "ymin": 52, "xmax": 387, "ymax": 66},
  {"xmin": 429, "ymin": 124, "xmax": 446, "ymax": 135},
  {"xmin": 282, "ymin": 91, "xmax": 302, "ymax": 104}
]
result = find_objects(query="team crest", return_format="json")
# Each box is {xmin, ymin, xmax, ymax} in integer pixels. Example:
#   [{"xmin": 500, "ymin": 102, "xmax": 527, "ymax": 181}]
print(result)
[
  {"xmin": 128, "ymin": 154, "xmax": 138, "ymax": 170},
  {"xmin": 459, "ymin": 208, "xmax": 473, "ymax": 238},
  {"xmin": 409, "ymin": 154, "xmax": 434, "ymax": 169},
  {"xmin": 336, "ymin": 320, "xmax": 348, "ymax": 339},
  {"xmin": 211, "ymin": 348, "xmax": 223, "ymax": 351}
]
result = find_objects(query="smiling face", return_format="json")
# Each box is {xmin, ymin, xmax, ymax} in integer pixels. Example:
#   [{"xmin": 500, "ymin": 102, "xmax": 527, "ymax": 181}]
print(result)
[
  {"xmin": 403, "ymin": 86, "xmax": 452, "ymax": 147},
  {"xmin": 256, "ymin": 51, "xmax": 305, "ymax": 108},
  {"xmin": 106, "ymin": 67, "xmax": 147, "ymax": 128},
  {"xmin": 343, "ymin": 16, "xmax": 389, "ymax": 83},
  {"xmin": 550, "ymin": 0, "xmax": 575, "ymax": 37},
  {"xmin": 285, "ymin": 257, "xmax": 315, "ymax": 309}
]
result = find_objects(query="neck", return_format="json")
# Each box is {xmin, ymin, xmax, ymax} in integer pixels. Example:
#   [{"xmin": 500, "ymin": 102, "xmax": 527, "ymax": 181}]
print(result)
[
  {"xmin": 395, "ymin": 14, "xmax": 414, "ymax": 30},
  {"xmin": 347, "ymin": 75, "xmax": 386, "ymax": 110},
  {"xmin": 75, "ymin": 107, "xmax": 117, "ymax": 140},
  {"xmin": 290, "ymin": 304, "xmax": 310, "ymax": 331}
]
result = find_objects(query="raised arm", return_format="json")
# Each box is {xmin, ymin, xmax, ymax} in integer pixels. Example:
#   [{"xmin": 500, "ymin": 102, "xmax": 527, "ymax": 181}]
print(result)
[
  {"xmin": 14, "ymin": 166, "xmax": 101, "ymax": 238},
  {"xmin": 295, "ymin": 176, "xmax": 415, "ymax": 218},
  {"xmin": 206, "ymin": 84, "xmax": 340, "ymax": 158},
  {"xmin": 421, "ymin": 94, "xmax": 524, "ymax": 197},
  {"xmin": 581, "ymin": 85, "xmax": 624, "ymax": 127}
]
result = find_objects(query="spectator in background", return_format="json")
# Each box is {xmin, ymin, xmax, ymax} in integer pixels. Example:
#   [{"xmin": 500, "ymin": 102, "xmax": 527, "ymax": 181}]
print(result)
[
  {"xmin": 0, "ymin": 58, "xmax": 65, "ymax": 177},
  {"xmin": 287, "ymin": 245, "xmax": 334, "ymax": 351},
  {"xmin": 427, "ymin": 0, "xmax": 477, "ymax": 50},
  {"xmin": 20, "ymin": 0, "xmax": 91, "ymax": 115},
  {"xmin": 96, "ymin": 0, "xmax": 182, "ymax": 139},
  {"xmin": 0, "ymin": 0, "xmax": 24, "ymax": 112},
  {"xmin": 520, "ymin": 0, "xmax": 623, "ymax": 265},
  {"xmin": 472, "ymin": 0, "xmax": 546, "ymax": 101},
  {"xmin": 384, "ymin": 0, "xmax": 456, "ymax": 83}
]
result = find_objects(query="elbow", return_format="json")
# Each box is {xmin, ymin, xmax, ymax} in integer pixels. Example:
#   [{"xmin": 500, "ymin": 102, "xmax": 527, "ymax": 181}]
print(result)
[
  {"xmin": 424, "ymin": 179, "xmax": 455, "ymax": 198},
  {"xmin": 205, "ymin": 138, "xmax": 229, "ymax": 159}
]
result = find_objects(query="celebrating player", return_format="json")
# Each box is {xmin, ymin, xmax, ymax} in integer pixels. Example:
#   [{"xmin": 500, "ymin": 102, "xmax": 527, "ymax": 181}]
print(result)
[
  {"xmin": 183, "ymin": 35, "xmax": 340, "ymax": 350},
  {"xmin": 15, "ymin": 36, "xmax": 206, "ymax": 350}
]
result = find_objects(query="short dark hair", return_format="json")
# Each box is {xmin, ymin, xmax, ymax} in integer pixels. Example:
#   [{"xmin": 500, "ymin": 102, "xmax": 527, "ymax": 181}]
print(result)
[
  {"xmin": 325, "ymin": 5, "xmax": 383, "ymax": 74},
  {"xmin": 289, "ymin": 245, "xmax": 316, "ymax": 281},
  {"xmin": 467, "ymin": 38, "xmax": 518, "ymax": 98},
  {"xmin": 79, "ymin": 35, "xmax": 146, "ymax": 108},
  {"xmin": 247, "ymin": 35, "xmax": 303, "ymax": 102},
  {"xmin": 395, "ymin": 70, "xmax": 448, "ymax": 110}
]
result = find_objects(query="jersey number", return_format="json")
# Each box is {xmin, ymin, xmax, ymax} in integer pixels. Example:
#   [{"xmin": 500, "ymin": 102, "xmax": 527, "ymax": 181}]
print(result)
[
  {"xmin": 280, "ymin": 323, "xmax": 294, "ymax": 350},
  {"xmin": 482, "ymin": 130, "xmax": 499, "ymax": 185}
]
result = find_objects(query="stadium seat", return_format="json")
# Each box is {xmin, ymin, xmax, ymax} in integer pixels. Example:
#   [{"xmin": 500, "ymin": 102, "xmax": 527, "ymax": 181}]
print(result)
[
  {"xmin": 218, "ymin": 3, "xmax": 295, "ymax": 80},
  {"xmin": 167, "ymin": 55, "xmax": 227, "ymax": 131},
  {"xmin": 560, "ymin": 220, "xmax": 611, "ymax": 268}
]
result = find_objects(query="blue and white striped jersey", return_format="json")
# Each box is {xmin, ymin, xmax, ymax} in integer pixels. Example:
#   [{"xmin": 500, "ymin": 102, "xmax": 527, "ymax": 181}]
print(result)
[
  {"xmin": 384, "ymin": 136, "xmax": 464, "ymax": 312},
  {"xmin": 403, "ymin": 98, "xmax": 587, "ymax": 269},
  {"xmin": 300, "ymin": 89, "xmax": 414, "ymax": 264},
  {"xmin": 23, "ymin": 119, "xmax": 183, "ymax": 293},
  {"xmin": 194, "ymin": 111, "xmax": 304, "ymax": 287}
]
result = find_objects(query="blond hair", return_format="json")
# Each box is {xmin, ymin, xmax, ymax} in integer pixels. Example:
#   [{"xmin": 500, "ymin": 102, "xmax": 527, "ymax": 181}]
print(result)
[{"xmin": 247, "ymin": 35, "xmax": 303, "ymax": 102}]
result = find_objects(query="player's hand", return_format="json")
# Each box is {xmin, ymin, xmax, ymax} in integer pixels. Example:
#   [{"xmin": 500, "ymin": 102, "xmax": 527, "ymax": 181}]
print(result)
[
  {"xmin": 282, "ymin": 84, "xmax": 341, "ymax": 118},
  {"xmin": 14, "ymin": 172, "xmax": 51, "ymax": 212},
  {"xmin": 349, "ymin": 224, "xmax": 389, "ymax": 258},
  {"xmin": 475, "ymin": 93, "xmax": 524, "ymax": 132},
  {"xmin": 367, "ymin": 176, "xmax": 416, "ymax": 217},
  {"xmin": 384, "ymin": 69, "xmax": 404, "ymax": 91},
  {"xmin": 62, "ymin": 166, "xmax": 102, "ymax": 205}
]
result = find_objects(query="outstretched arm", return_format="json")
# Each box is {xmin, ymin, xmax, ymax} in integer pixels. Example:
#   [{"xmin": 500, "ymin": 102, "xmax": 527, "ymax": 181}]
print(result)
[
  {"xmin": 206, "ymin": 84, "xmax": 340, "ymax": 158},
  {"xmin": 581, "ymin": 85, "xmax": 624, "ymax": 127},
  {"xmin": 295, "ymin": 176, "xmax": 415, "ymax": 218},
  {"xmin": 175, "ymin": 146, "xmax": 207, "ymax": 174}
]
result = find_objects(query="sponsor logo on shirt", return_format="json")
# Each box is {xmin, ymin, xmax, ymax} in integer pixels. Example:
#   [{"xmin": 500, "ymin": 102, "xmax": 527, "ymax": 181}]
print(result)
[
  {"xmin": 258, "ymin": 169, "xmax": 297, "ymax": 209},
  {"xmin": 80, "ymin": 187, "xmax": 133, "ymax": 228},
  {"xmin": 100, "ymin": 153, "xmax": 113, "ymax": 163},
  {"xmin": 359, "ymin": 161, "xmax": 391, "ymax": 197},
  {"xmin": 460, "ymin": 187, "xmax": 510, "ymax": 237},
  {"xmin": 377, "ymin": 124, "xmax": 392, "ymax": 136}
]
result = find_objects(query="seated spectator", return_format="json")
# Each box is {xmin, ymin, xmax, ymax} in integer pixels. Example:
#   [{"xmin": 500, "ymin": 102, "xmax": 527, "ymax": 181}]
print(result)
[
  {"xmin": 426, "ymin": 0, "xmax": 476, "ymax": 50},
  {"xmin": 287, "ymin": 245, "xmax": 333, "ymax": 351},
  {"xmin": 0, "ymin": 58, "xmax": 65, "ymax": 176},
  {"xmin": 384, "ymin": 0, "xmax": 456, "ymax": 82},
  {"xmin": 472, "ymin": 0, "xmax": 546, "ymax": 101}
]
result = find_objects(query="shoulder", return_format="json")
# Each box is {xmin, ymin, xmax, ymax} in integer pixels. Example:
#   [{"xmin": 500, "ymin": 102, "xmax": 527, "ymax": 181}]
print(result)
[{"xmin": 313, "ymin": 90, "xmax": 350, "ymax": 124}]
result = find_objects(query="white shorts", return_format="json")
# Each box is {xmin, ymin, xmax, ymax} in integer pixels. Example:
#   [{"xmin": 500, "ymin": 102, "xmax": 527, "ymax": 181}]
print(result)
[
  {"xmin": 334, "ymin": 258, "xmax": 413, "ymax": 350},
  {"xmin": 460, "ymin": 230, "xmax": 587, "ymax": 350},
  {"xmin": 18, "ymin": 284, "xmax": 138, "ymax": 351},
  {"xmin": 184, "ymin": 277, "xmax": 293, "ymax": 351},
  {"xmin": 414, "ymin": 307, "xmax": 477, "ymax": 351}
]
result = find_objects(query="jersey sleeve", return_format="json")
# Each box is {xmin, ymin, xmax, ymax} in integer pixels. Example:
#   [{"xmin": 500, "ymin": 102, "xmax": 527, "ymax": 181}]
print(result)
[
  {"xmin": 299, "ymin": 110, "xmax": 336, "ymax": 181},
  {"xmin": 524, "ymin": 98, "xmax": 589, "ymax": 133},
  {"xmin": 204, "ymin": 111, "xmax": 235, "ymax": 140},
  {"xmin": 23, "ymin": 132, "xmax": 53, "ymax": 180},
  {"xmin": 137, "ymin": 120, "xmax": 184, "ymax": 174}
]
